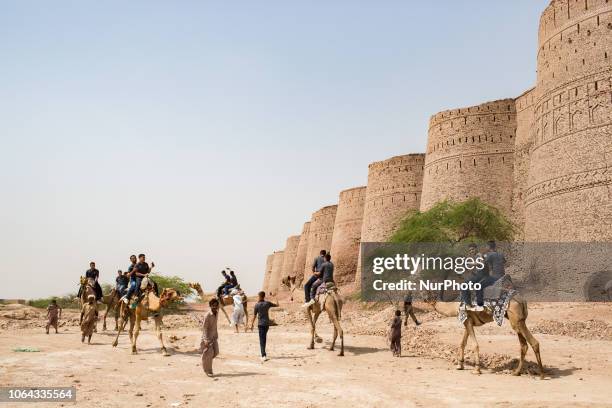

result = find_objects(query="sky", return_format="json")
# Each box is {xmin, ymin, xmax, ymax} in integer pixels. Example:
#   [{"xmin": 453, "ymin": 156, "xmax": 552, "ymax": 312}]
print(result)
[{"xmin": 0, "ymin": 1, "xmax": 549, "ymax": 299}]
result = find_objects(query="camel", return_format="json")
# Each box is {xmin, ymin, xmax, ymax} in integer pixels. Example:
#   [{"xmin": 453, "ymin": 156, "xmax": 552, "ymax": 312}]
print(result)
[
  {"xmin": 101, "ymin": 289, "xmax": 121, "ymax": 331},
  {"xmin": 430, "ymin": 296, "xmax": 544, "ymax": 378},
  {"xmin": 281, "ymin": 275, "xmax": 301, "ymax": 301},
  {"xmin": 305, "ymin": 290, "xmax": 344, "ymax": 356},
  {"xmin": 111, "ymin": 287, "xmax": 181, "ymax": 355}
]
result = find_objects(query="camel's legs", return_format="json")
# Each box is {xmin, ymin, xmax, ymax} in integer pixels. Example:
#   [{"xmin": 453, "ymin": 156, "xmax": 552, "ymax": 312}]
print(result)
[
  {"xmin": 330, "ymin": 324, "xmax": 337, "ymax": 351},
  {"xmin": 131, "ymin": 315, "xmax": 141, "ymax": 354},
  {"xmin": 307, "ymin": 308, "xmax": 321, "ymax": 349},
  {"xmin": 103, "ymin": 300, "xmax": 115, "ymax": 331},
  {"xmin": 155, "ymin": 315, "xmax": 169, "ymax": 356},
  {"xmin": 244, "ymin": 306, "xmax": 250, "ymax": 331},
  {"xmin": 330, "ymin": 311, "xmax": 344, "ymax": 357},
  {"xmin": 518, "ymin": 320, "xmax": 544, "ymax": 378},
  {"xmin": 112, "ymin": 304, "xmax": 128, "ymax": 347},
  {"xmin": 218, "ymin": 302, "xmax": 231, "ymax": 324},
  {"xmin": 456, "ymin": 327, "xmax": 469, "ymax": 370},
  {"xmin": 466, "ymin": 321, "xmax": 481, "ymax": 374},
  {"xmin": 114, "ymin": 306, "xmax": 120, "ymax": 331},
  {"xmin": 513, "ymin": 332, "xmax": 528, "ymax": 376},
  {"xmin": 307, "ymin": 309, "xmax": 316, "ymax": 349}
]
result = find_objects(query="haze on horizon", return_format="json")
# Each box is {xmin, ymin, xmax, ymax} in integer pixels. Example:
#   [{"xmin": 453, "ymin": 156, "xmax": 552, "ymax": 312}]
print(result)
[{"xmin": 0, "ymin": 1, "xmax": 548, "ymax": 299}]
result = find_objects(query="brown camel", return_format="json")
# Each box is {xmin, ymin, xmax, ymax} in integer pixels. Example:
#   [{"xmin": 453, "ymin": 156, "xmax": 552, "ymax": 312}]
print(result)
[
  {"xmin": 111, "ymin": 287, "xmax": 181, "ymax": 355},
  {"xmin": 431, "ymin": 297, "xmax": 544, "ymax": 378},
  {"xmin": 187, "ymin": 282, "xmax": 232, "ymax": 324},
  {"xmin": 305, "ymin": 291, "xmax": 344, "ymax": 356},
  {"xmin": 281, "ymin": 276, "xmax": 300, "ymax": 301},
  {"xmin": 101, "ymin": 289, "xmax": 121, "ymax": 331}
]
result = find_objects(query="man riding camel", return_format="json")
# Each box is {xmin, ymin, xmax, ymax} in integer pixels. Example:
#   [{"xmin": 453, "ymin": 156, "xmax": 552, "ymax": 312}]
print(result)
[
  {"xmin": 303, "ymin": 250, "xmax": 326, "ymax": 304},
  {"xmin": 116, "ymin": 270, "xmax": 129, "ymax": 297},
  {"xmin": 304, "ymin": 253, "xmax": 334, "ymax": 308},
  {"xmin": 121, "ymin": 254, "xmax": 154, "ymax": 305},
  {"xmin": 216, "ymin": 269, "xmax": 239, "ymax": 299},
  {"xmin": 82, "ymin": 262, "xmax": 103, "ymax": 302},
  {"xmin": 460, "ymin": 241, "xmax": 506, "ymax": 311}
]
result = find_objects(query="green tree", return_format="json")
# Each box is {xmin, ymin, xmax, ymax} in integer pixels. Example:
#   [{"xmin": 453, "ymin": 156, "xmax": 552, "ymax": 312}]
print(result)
[
  {"xmin": 390, "ymin": 198, "xmax": 515, "ymax": 244},
  {"xmin": 149, "ymin": 273, "xmax": 191, "ymax": 299}
]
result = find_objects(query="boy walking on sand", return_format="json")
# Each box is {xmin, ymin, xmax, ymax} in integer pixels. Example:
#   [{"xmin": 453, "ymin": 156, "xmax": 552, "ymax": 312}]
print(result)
[
  {"xmin": 251, "ymin": 291, "xmax": 278, "ymax": 363},
  {"xmin": 46, "ymin": 300, "xmax": 62, "ymax": 334}
]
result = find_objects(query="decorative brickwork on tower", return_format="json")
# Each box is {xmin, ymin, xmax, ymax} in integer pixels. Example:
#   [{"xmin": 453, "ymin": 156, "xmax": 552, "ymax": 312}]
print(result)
[
  {"xmin": 524, "ymin": 0, "xmax": 612, "ymax": 241},
  {"xmin": 420, "ymin": 100, "xmax": 517, "ymax": 218}
]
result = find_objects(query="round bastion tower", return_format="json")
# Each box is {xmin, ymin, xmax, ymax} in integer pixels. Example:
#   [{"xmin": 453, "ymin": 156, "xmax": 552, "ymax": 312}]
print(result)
[
  {"xmin": 292, "ymin": 221, "xmax": 311, "ymax": 286},
  {"xmin": 329, "ymin": 186, "xmax": 366, "ymax": 286},
  {"xmin": 279, "ymin": 235, "xmax": 300, "ymax": 293},
  {"xmin": 303, "ymin": 205, "xmax": 337, "ymax": 280},
  {"xmin": 262, "ymin": 253, "xmax": 274, "ymax": 294},
  {"xmin": 524, "ymin": 0, "xmax": 612, "ymax": 241},
  {"xmin": 268, "ymin": 250, "xmax": 285, "ymax": 296},
  {"xmin": 356, "ymin": 154, "xmax": 424, "ymax": 285},
  {"xmin": 420, "ymin": 99, "xmax": 517, "ymax": 218}
]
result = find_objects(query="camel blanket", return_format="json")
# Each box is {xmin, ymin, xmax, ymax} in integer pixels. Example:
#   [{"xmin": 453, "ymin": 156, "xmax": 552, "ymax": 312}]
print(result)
[{"xmin": 458, "ymin": 275, "xmax": 516, "ymax": 326}]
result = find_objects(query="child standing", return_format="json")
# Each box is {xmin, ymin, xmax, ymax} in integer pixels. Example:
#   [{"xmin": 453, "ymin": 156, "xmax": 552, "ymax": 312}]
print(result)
[
  {"xmin": 45, "ymin": 299, "xmax": 62, "ymax": 334},
  {"xmin": 389, "ymin": 310, "xmax": 402, "ymax": 357}
]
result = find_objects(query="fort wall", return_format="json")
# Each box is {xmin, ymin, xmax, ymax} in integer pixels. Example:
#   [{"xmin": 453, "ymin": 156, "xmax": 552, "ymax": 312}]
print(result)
[
  {"xmin": 292, "ymin": 222, "xmax": 311, "ymax": 286},
  {"xmin": 269, "ymin": 250, "xmax": 285, "ymax": 296},
  {"xmin": 262, "ymin": 254, "xmax": 274, "ymax": 294},
  {"xmin": 303, "ymin": 205, "xmax": 337, "ymax": 280},
  {"xmin": 330, "ymin": 186, "xmax": 366, "ymax": 286},
  {"xmin": 279, "ymin": 235, "xmax": 300, "ymax": 292}
]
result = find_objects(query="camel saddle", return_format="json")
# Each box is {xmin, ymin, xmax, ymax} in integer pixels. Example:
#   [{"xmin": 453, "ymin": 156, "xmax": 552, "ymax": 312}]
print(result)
[
  {"xmin": 314, "ymin": 282, "xmax": 338, "ymax": 311},
  {"xmin": 459, "ymin": 275, "xmax": 516, "ymax": 326}
]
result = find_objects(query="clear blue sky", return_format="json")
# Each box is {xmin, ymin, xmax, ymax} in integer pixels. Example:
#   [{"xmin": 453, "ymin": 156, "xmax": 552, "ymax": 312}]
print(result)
[{"xmin": 0, "ymin": 1, "xmax": 548, "ymax": 298}]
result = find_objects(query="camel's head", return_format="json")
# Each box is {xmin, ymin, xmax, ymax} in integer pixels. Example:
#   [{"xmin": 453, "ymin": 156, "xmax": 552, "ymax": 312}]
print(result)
[
  {"xmin": 159, "ymin": 288, "xmax": 182, "ymax": 305},
  {"xmin": 281, "ymin": 276, "xmax": 296, "ymax": 289},
  {"xmin": 79, "ymin": 276, "xmax": 86, "ymax": 286},
  {"xmin": 188, "ymin": 282, "xmax": 202, "ymax": 292}
]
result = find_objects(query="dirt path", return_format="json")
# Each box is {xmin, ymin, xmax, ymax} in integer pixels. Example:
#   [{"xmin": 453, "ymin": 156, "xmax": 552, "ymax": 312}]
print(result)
[{"xmin": 1, "ymin": 303, "xmax": 611, "ymax": 408}]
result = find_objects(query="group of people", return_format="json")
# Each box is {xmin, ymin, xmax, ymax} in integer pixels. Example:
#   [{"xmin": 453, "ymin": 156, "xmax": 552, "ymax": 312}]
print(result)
[
  {"xmin": 46, "ymin": 242, "xmax": 509, "ymax": 373},
  {"xmin": 72, "ymin": 254, "xmax": 156, "ymax": 343}
]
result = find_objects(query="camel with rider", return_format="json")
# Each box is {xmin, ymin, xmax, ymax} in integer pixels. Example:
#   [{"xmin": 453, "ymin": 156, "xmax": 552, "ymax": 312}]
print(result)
[
  {"xmin": 112, "ymin": 285, "xmax": 181, "ymax": 356},
  {"xmin": 430, "ymin": 295, "xmax": 544, "ymax": 378},
  {"xmin": 305, "ymin": 288, "xmax": 344, "ymax": 356}
]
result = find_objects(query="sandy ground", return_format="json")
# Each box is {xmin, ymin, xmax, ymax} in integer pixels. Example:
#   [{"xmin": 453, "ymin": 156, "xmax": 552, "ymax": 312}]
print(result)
[{"xmin": 0, "ymin": 301, "xmax": 611, "ymax": 408}]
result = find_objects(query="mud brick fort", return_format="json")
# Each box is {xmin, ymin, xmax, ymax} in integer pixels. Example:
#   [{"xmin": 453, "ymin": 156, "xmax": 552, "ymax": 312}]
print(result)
[{"xmin": 263, "ymin": 0, "xmax": 612, "ymax": 295}]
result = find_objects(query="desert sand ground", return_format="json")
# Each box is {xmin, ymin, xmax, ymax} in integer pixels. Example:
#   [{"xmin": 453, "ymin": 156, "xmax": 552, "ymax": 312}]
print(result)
[{"xmin": 1, "ymin": 300, "xmax": 611, "ymax": 408}]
